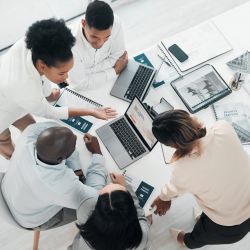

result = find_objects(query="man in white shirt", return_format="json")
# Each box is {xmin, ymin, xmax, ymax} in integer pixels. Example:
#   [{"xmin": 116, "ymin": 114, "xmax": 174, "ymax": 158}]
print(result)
[
  {"xmin": 1, "ymin": 122, "xmax": 108, "ymax": 229},
  {"xmin": 68, "ymin": 0, "xmax": 128, "ymax": 91},
  {"xmin": 0, "ymin": 18, "xmax": 116, "ymax": 160}
]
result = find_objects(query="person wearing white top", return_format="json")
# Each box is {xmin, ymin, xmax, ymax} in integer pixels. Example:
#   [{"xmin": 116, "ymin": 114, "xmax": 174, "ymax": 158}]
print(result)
[
  {"xmin": 1, "ymin": 122, "xmax": 108, "ymax": 229},
  {"xmin": 151, "ymin": 110, "xmax": 250, "ymax": 248},
  {"xmin": 0, "ymin": 18, "xmax": 117, "ymax": 160},
  {"xmin": 68, "ymin": 0, "xmax": 128, "ymax": 91}
]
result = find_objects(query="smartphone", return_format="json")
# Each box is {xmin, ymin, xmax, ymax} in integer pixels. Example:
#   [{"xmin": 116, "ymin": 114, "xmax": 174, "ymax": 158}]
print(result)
[{"xmin": 168, "ymin": 44, "xmax": 188, "ymax": 63}]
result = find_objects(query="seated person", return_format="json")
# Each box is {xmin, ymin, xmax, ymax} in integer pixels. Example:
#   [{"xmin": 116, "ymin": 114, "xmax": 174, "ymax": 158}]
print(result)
[
  {"xmin": 68, "ymin": 173, "xmax": 151, "ymax": 250},
  {"xmin": 68, "ymin": 0, "xmax": 128, "ymax": 91},
  {"xmin": 1, "ymin": 122, "xmax": 107, "ymax": 230},
  {"xmin": 151, "ymin": 109, "xmax": 250, "ymax": 249}
]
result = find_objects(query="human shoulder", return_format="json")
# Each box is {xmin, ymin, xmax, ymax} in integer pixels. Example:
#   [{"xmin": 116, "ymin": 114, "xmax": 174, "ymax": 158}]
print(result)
[
  {"xmin": 212, "ymin": 120, "xmax": 235, "ymax": 135},
  {"xmin": 77, "ymin": 196, "xmax": 98, "ymax": 224},
  {"xmin": 22, "ymin": 122, "xmax": 62, "ymax": 139},
  {"xmin": 68, "ymin": 20, "xmax": 81, "ymax": 37},
  {"xmin": 111, "ymin": 14, "xmax": 122, "ymax": 35}
]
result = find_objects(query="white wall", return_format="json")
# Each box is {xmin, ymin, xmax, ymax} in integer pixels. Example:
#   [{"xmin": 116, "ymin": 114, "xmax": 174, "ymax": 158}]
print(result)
[{"xmin": 0, "ymin": 0, "xmax": 90, "ymax": 52}]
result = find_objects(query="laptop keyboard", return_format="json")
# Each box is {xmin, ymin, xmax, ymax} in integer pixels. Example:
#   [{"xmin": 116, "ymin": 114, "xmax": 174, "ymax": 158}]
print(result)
[
  {"xmin": 110, "ymin": 118, "xmax": 146, "ymax": 159},
  {"xmin": 124, "ymin": 65, "xmax": 154, "ymax": 101}
]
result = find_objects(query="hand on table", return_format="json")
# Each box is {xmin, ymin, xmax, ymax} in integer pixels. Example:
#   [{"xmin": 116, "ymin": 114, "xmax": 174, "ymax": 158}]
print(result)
[
  {"xmin": 83, "ymin": 133, "xmax": 102, "ymax": 155},
  {"xmin": 92, "ymin": 107, "xmax": 117, "ymax": 120},
  {"xmin": 151, "ymin": 196, "xmax": 171, "ymax": 216},
  {"xmin": 110, "ymin": 172, "xmax": 126, "ymax": 186}
]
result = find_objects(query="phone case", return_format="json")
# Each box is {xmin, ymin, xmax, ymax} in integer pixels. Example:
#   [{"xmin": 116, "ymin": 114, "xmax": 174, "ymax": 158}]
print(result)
[{"xmin": 168, "ymin": 44, "xmax": 188, "ymax": 62}]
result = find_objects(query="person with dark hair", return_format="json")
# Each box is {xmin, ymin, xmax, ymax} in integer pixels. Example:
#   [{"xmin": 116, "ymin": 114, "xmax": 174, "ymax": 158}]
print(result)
[
  {"xmin": 68, "ymin": 0, "xmax": 128, "ymax": 91},
  {"xmin": 1, "ymin": 122, "xmax": 108, "ymax": 230},
  {"xmin": 151, "ymin": 109, "xmax": 250, "ymax": 248},
  {"xmin": 0, "ymin": 18, "xmax": 117, "ymax": 160},
  {"xmin": 68, "ymin": 173, "xmax": 151, "ymax": 250}
]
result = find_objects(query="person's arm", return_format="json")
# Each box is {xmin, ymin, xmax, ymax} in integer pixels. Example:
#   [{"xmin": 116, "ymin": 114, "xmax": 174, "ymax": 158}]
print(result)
[
  {"xmin": 151, "ymin": 170, "xmax": 186, "ymax": 216},
  {"xmin": 68, "ymin": 106, "xmax": 117, "ymax": 120},
  {"xmin": 83, "ymin": 134, "xmax": 108, "ymax": 190},
  {"xmin": 66, "ymin": 150, "xmax": 81, "ymax": 172},
  {"xmin": 110, "ymin": 173, "xmax": 150, "ymax": 250},
  {"xmin": 126, "ymin": 184, "xmax": 151, "ymax": 250}
]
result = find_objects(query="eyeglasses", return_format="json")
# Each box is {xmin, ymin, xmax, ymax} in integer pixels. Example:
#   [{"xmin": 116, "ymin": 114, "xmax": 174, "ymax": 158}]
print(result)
[{"xmin": 230, "ymin": 72, "xmax": 244, "ymax": 90}]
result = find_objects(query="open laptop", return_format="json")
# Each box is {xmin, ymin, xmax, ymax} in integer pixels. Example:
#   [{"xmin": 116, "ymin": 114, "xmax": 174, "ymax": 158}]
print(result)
[
  {"xmin": 110, "ymin": 59, "xmax": 157, "ymax": 102},
  {"xmin": 96, "ymin": 97, "xmax": 158, "ymax": 169}
]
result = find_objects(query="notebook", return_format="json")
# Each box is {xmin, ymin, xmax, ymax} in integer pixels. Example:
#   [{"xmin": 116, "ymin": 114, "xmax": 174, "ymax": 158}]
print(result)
[
  {"xmin": 96, "ymin": 97, "xmax": 157, "ymax": 169},
  {"xmin": 212, "ymin": 102, "xmax": 250, "ymax": 144},
  {"xmin": 54, "ymin": 88, "xmax": 102, "ymax": 133},
  {"xmin": 123, "ymin": 171, "xmax": 154, "ymax": 208},
  {"xmin": 170, "ymin": 64, "xmax": 232, "ymax": 113}
]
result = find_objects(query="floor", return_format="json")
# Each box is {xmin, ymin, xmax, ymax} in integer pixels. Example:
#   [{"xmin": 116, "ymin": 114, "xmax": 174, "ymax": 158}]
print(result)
[{"xmin": 1, "ymin": 0, "xmax": 250, "ymax": 249}]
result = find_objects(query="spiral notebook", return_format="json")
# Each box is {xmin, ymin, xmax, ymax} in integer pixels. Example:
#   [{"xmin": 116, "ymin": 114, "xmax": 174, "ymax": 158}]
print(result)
[
  {"xmin": 54, "ymin": 88, "xmax": 102, "ymax": 133},
  {"xmin": 212, "ymin": 102, "xmax": 250, "ymax": 144}
]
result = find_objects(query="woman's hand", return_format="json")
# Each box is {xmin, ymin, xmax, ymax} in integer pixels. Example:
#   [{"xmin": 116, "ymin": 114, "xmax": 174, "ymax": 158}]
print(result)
[
  {"xmin": 92, "ymin": 107, "xmax": 117, "ymax": 120},
  {"xmin": 46, "ymin": 88, "xmax": 61, "ymax": 102},
  {"xmin": 151, "ymin": 196, "xmax": 171, "ymax": 216}
]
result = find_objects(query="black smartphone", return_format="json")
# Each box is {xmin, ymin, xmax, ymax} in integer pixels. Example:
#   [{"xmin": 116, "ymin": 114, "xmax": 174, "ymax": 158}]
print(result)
[{"xmin": 168, "ymin": 44, "xmax": 188, "ymax": 62}]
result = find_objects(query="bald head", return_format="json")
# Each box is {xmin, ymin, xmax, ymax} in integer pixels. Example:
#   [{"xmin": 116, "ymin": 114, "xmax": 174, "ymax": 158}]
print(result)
[{"xmin": 36, "ymin": 126, "xmax": 77, "ymax": 164}]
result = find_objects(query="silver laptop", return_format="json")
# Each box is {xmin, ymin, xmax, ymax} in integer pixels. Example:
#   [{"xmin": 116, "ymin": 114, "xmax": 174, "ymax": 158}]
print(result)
[
  {"xmin": 110, "ymin": 59, "xmax": 157, "ymax": 102},
  {"xmin": 96, "ymin": 97, "xmax": 158, "ymax": 169}
]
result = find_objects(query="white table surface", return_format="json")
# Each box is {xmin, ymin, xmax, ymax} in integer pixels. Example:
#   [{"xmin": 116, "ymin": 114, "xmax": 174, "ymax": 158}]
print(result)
[{"xmin": 64, "ymin": 2, "xmax": 250, "ymax": 215}]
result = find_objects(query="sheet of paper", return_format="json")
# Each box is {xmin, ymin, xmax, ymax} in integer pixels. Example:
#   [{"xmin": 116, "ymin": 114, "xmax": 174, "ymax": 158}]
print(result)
[
  {"xmin": 213, "ymin": 102, "xmax": 250, "ymax": 144},
  {"xmin": 161, "ymin": 20, "xmax": 232, "ymax": 71}
]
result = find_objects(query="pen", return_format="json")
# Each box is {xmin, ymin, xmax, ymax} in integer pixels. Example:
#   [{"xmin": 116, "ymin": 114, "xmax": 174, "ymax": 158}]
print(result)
[{"xmin": 157, "ymin": 54, "xmax": 171, "ymax": 67}]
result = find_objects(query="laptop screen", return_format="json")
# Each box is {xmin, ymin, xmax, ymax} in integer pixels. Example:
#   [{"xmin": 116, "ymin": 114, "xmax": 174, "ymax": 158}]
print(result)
[{"xmin": 126, "ymin": 98, "xmax": 157, "ymax": 149}]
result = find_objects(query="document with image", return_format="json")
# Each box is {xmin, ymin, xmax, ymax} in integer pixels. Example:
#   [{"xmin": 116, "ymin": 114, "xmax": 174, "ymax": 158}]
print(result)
[
  {"xmin": 171, "ymin": 64, "xmax": 231, "ymax": 113},
  {"xmin": 212, "ymin": 102, "xmax": 250, "ymax": 144}
]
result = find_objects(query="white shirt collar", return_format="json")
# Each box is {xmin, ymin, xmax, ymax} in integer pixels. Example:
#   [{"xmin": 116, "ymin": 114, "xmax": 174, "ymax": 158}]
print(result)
[{"xmin": 34, "ymin": 149, "xmax": 66, "ymax": 169}]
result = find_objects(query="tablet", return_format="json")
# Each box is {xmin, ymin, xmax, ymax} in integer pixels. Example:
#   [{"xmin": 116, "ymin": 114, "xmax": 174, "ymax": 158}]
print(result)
[{"xmin": 170, "ymin": 64, "xmax": 231, "ymax": 113}]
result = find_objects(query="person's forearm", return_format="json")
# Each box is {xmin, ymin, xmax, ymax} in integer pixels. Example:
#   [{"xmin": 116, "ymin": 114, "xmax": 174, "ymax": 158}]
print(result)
[{"xmin": 68, "ymin": 107, "xmax": 94, "ymax": 117}]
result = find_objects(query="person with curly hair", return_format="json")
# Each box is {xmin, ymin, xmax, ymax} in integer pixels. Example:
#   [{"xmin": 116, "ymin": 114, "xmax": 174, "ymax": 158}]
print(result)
[{"xmin": 0, "ymin": 18, "xmax": 117, "ymax": 160}]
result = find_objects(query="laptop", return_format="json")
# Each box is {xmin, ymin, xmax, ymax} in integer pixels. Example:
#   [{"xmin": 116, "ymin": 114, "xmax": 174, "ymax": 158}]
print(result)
[
  {"xmin": 110, "ymin": 59, "xmax": 157, "ymax": 102},
  {"xmin": 96, "ymin": 97, "xmax": 158, "ymax": 169}
]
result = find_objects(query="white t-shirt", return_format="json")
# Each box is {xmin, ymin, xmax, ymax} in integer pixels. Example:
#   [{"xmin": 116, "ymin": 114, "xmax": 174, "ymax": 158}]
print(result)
[
  {"xmin": 0, "ymin": 39, "xmax": 68, "ymax": 133},
  {"xmin": 159, "ymin": 120, "xmax": 250, "ymax": 226},
  {"xmin": 68, "ymin": 15, "xmax": 126, "ymax": 91}
]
